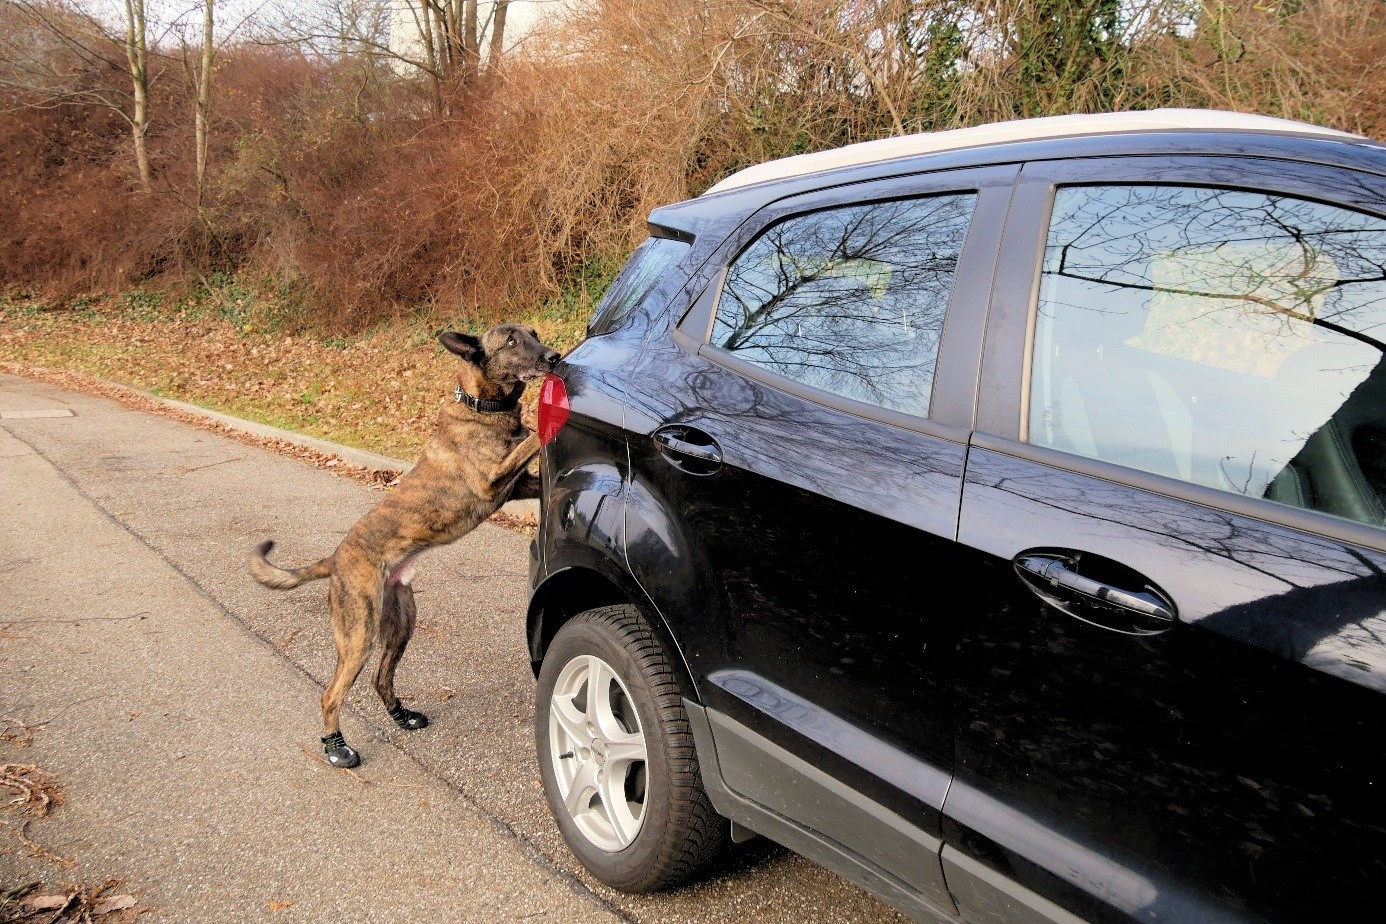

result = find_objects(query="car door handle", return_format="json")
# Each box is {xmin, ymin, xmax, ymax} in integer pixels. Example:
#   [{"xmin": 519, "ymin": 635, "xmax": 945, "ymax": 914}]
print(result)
[
  {"xmin": 1014, "ymin": 552, "xmax": 1177, "ymax": 635},
  {"xmin": 652, "ymin": 425, "xmax": 722, "ymax": 474}
]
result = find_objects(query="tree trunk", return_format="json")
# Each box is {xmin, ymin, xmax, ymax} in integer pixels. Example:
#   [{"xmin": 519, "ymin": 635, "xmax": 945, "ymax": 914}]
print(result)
[
  {"xmin": 123, "ymin": 0, "xmax": 152, "ymax": 190},
  {"xmin": 434, "ymin": 0, "xmax": 453, "ymax": 78},
  {"xmin": 417, "ymin": 0, "xmax": 444, "ymax": 115},
  {"xmin": 488, "ymin": 0, "xmax": 508, "ymax": 71},
  {"xmin": 463, "ymin": 0, "xmax": 479, "ymax": 79},
  {"xmin": 195, "ymin": 1, "xmax": 214, "ymax": 216}
]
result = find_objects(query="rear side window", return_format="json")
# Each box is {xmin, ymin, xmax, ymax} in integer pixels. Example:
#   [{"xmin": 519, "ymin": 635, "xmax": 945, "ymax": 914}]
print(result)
[
  {"xmin": 588, "ymin": 237, "xmax": 690, "ymax": 336},
  {"xmin": 1029, "ymin": 183, "xmax": 1386, "ymax": 529},
  {"xmin": 710, "ymin": 193, "xmax": 977, "ymax": 418}
]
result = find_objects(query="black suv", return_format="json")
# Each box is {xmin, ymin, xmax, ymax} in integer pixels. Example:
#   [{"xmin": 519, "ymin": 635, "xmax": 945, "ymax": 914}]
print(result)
[{"xmin": 526, "ymin": 110, "xmax": 1386, "ymax": 924}]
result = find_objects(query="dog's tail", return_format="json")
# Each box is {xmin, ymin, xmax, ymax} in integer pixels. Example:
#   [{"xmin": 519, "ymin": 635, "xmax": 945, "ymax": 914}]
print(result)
[{"xmin": 248, "ymin": 540, "xmax": 332, "ymax": 590}]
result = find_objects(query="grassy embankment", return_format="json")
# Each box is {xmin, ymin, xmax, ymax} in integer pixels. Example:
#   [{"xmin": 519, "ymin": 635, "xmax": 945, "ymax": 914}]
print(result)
[{"xmin": 0, "ymin": 282, "xmax": 594, "ymax": 463}]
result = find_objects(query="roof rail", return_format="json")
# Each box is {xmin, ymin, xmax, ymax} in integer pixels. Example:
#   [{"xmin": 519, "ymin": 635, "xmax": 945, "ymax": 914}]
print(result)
[{"xmin": 704, "ymin": 109, "xmax": 1361, "ymax": 196}]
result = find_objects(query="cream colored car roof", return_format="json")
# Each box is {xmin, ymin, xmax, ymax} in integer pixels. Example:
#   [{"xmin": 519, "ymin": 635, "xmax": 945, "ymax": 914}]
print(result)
[{"xmin": 703, "ymin": 109, "xmax": 1361, "ymax": 196}]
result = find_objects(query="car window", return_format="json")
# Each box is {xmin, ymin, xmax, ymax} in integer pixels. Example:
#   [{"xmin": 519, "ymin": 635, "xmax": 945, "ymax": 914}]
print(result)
[
  {"xmin": 1029, "ymin": 183, "xmax": 1386, "ymax": 528},
  {"xmin": 588, "ymin": 237, "xmax": 690, "ymax": 336},
  {"xmin": 710, "ymin": 193, "xmax": 977, "ymax": 418}
]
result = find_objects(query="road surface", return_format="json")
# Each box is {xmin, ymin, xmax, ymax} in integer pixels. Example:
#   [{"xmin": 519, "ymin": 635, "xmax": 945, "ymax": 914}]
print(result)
[{"xmin": 0, "ymin": 372, "xmax": 907, "ymax": 924}]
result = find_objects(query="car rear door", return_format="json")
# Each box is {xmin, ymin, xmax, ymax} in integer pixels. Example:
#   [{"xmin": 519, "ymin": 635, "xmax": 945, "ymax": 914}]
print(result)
[
  {"xmin": 947, "ymin": 153, "xmax": 1386, "ymax": 924},
  {"xmin": 620, "ymin": 165, "xmax": 1018, "ymax": 918},
  {"xmin": 534, "ymin": 235, "xmax": 692, "ymax": 591}
]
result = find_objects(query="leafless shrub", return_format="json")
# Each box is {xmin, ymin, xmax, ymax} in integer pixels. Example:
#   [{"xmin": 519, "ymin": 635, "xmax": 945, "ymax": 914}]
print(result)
[
  {"xmin": 1144, "ymin": 0, "xmax": 1386, "ymax": 139},
  {"xmin": 0, "ymin": 0, "xmax": 1381, "ymax": 330}
]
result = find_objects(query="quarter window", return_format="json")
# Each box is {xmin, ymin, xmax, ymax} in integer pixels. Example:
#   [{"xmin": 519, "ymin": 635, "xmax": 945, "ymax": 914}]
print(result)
[
  {"xmin": 1030, "ymin": 184, "xmax": 1386, "ymax": 528},
  {"xmin": 711, "ymin": 194, "xmax": 977, "ymax": 418},
  {"xmin": 589, "ymin": 237, "xmax": 690, "ymax": 336}
]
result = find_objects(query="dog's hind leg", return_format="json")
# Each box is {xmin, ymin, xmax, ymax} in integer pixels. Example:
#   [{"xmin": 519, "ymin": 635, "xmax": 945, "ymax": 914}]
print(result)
[
  {"xmin": 320, "ymin": 574, "xmax": 374, "ymax": 769},
  {"xmin": 375, "ymin": 574, "xmax": 428, "ymax": 731}
]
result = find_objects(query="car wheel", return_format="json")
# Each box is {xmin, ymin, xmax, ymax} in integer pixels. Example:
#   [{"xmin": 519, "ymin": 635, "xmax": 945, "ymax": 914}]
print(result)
[{"xmin": 535, "ymin": 604, "xmax": 727, "ymax": 892}]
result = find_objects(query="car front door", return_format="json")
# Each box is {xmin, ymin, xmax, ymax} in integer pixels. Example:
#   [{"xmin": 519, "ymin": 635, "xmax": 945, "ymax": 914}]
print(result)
[
  {"xmin": 946, "ymin": 154, "xmax": 1386, "ymax": 924},
  {"xmin": 621, "ymin": 165, "xmax": 1018, "ymax": 917}
]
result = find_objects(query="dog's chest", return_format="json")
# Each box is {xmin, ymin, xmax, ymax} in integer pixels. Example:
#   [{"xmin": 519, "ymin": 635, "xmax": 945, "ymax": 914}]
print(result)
[{"xmin": 438, "ymin": 416, "xmax": 525, "ymax": 459}]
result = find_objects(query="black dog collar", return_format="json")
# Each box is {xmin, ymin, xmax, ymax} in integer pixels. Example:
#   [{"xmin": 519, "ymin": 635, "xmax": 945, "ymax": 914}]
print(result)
[{"xmin": 454, "ymin": 386, "xmax": 518, "ymax": 413}]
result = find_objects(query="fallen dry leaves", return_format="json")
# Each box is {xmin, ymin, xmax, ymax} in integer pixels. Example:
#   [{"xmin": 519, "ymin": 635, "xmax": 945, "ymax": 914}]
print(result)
[
  {"xmin": 0, "ymin": 765, "xmax": 145, "ymax": 922},
  {"xmin": 0, "ymin": 303, "xmax": 552, "ymax": 461},
  {"xmin": 0, "ymin": 719, "xmax": 41, "ymax": 749},
  {"xmin": 2, "ymin": 764, "xmax": 74, "ymax": 870},
  {"xmin": 2, "ymin": 878, "xmax": 142, "ymax": 923},
  {"xmin": 0, "ymin": 765, "xmax": 64, "ymax": 818}
]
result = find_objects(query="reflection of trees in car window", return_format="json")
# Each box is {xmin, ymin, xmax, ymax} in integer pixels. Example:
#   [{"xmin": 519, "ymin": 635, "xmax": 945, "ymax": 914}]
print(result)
[
  {"xmin": 712, "ymin": 194, "xmax": 976, "ymax": 417},
  {"xmin": 1031, "ymin": 184, "xmax": 1386, "ymax": 528},
  {"xmin": 590, "ymin": 238, "xmax": 690, "ymax": 336},
  {"xmin": 1046, "ymin": 187, "xmax": 1386, "ymax": 371}
]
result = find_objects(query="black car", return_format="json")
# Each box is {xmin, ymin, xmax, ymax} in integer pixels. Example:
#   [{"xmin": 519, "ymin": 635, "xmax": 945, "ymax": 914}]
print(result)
[{"xmin": 525, "ymin": 109, "xmax": 1386, "ymax": 924}]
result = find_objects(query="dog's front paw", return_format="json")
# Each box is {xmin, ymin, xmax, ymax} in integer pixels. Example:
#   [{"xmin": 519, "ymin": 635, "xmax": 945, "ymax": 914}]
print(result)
[
  {"xmin": 388, "ymin": 702, "xmax": 429, "ymax": 731},
  {"xmin": 321, "ymin": 731, "xmax": 361, "ymax": 769},
  {"xmin": 508, "ymin": 470, "xmax": 542, "ymax": 501}
]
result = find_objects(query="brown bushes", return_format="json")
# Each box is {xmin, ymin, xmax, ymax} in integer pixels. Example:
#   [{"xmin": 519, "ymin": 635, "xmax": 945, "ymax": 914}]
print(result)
[
  {"xmin": 0, "ymin": 0, "xmax": 1381, "ymax": 331},
  {"xmin": 1147, "ymin": 0, "xmax": 1386, "ymax": 139}
]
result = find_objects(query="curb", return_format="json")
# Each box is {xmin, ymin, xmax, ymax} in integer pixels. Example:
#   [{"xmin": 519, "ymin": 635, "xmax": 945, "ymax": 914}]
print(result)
[
  {"xmin": 154, "ymin": 394, "xmax": 412, "ymax": 472},
  {"xmin": 141, "ymin": 391, "xmax": 541, "ymax": 521}
]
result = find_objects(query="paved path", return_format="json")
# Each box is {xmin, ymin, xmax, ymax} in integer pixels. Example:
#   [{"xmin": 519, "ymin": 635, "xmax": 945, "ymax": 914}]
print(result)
[{"xmin": 0, "ymin": 373, "xmax": 907, "ymax": 924}]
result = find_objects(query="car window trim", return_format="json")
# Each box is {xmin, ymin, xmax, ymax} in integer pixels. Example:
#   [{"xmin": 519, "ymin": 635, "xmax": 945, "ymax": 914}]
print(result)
[
  {"xmin": 675, "ymin": 267, "xmax": 725, "ymax": 349},
  {"xmin": 971, "ymin": 430, "xmax": 1386, "ymax": 556},
  {"xmin": 975, "ymin": 154, "xmax": 1386, "ymax": 550},
  {"xmin": 694, "ymin": 341, "xmax": 971, "ymax": 444},
  {"xmin": 678, "ymin": 164, "xmax": 1021, "ymax": 434}
]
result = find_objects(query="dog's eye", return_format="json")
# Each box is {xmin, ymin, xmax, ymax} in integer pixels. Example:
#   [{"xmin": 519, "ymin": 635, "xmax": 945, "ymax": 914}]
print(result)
[{"xmin": 507, "ymin": 336, "xmax": 516, "ymax": 347}]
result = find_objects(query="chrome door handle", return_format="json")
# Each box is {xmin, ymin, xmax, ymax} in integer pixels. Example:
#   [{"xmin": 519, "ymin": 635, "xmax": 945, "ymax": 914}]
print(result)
[
  {"xmin": 1014, "ymin": 552, "xmax": 1177, "ymax": 635},
  {"xmin": 652, "ymin": 425, "xmax": 722, "ymax": 475},
  {"xmin": 653, "ymin": 430, "xmax": 721, "ymax": 463}
]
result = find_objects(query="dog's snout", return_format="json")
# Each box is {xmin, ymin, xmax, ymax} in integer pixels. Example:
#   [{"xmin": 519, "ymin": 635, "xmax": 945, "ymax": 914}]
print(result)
[{"xmin": 543, "ymin": 349, "xmax": 560, "ymax": 367}]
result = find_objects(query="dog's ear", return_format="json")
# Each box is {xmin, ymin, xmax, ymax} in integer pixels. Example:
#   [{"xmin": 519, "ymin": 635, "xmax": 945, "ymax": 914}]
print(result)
[{"xmin": 438, "ymin": 331, "xmax": 483, "ymax": 363}]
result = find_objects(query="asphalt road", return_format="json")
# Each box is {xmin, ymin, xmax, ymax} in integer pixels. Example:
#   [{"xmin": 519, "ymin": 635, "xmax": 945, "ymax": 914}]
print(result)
[{"xmin": 0, "ymin": 373, "xmax": 908, "ymax": 924}]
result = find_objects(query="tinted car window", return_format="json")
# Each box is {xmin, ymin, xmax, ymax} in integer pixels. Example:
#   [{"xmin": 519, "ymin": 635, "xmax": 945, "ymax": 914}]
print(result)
[
  {"xmin": 710, "ymin": 194, "xmax": 976, "ymax": 417},
  {"xmin": 588, "ymin": 237, "xmax": 690, "ymax": 336},
  {"xmin": 1029, "ymin": 184, "xmax": 1386, "ymax": 527}
]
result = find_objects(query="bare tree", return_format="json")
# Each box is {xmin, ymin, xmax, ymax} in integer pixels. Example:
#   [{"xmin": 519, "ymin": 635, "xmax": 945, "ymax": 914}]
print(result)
[
  {"xmin": 191, "ymin": 1, "xmax": 214, "ymax": 215},
  {"xmin": 256, "ymin": 0, "xmax": 509, "ymax": 116},
  {"xmin": 413, "ymin": 1, "xmax": 510, "ymax": 83},
  {"xmin": 0, "ymin": 0, "xmax": 160, "ymax": 189},
  {"xmin": 488, "ymin": 0, "xmax": 507, "ymax": 71},
  {"xmin": 124, "ymin": 0, "xmax": 153, "ymax": 188}
]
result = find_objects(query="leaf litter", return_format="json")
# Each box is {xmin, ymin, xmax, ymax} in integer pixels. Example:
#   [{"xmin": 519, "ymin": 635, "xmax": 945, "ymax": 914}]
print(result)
[
  {"xmin": 0, "ymin": 307, "xmax": 542, "ymax": 532},
  {"xmin": 1, "ymin": 769, "xmax": 144, "ymax": 922}
]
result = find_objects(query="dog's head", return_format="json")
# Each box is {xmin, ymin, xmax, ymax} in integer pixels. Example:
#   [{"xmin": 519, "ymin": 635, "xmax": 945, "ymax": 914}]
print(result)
[{"xmin": 438, "ymin": 324, "xmax": 560, "ymax": 389}]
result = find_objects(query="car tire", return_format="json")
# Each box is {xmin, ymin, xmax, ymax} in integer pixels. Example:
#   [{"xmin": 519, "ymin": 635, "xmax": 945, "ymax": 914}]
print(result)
[{"xmin": 535, "ymin": 604, "xmax": 727, "ymax": 892}]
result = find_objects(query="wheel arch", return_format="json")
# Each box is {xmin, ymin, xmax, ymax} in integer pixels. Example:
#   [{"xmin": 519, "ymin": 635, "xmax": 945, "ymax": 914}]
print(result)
[{"xmin": 528, "ymin": 564, "xmax": 702, "ymax": 705}]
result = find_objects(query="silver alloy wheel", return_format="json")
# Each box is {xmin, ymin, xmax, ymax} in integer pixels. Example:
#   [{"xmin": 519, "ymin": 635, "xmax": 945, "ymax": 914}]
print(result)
[{"xmin": 546, "ymin": 653, "xmax": 649, "ymax": 852}]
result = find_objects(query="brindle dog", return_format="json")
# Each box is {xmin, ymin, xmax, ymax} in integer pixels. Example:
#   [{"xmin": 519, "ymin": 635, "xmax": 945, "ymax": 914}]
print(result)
[{"xmin": 249, "ymin": 323, "xmax": 558, "ymax": 768}]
